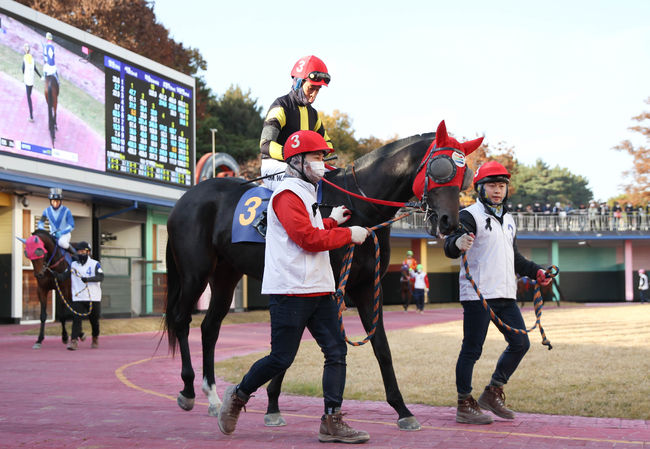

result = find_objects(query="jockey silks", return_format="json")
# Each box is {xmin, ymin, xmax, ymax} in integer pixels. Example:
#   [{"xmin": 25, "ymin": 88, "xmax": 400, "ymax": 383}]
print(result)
[
  {"xmin": 262, "ymin": 177, "xmax": 335, "ymax": 295},
  {"xmin": 458, "ymin": 202, "xmax": 518, "ymax": 301}
]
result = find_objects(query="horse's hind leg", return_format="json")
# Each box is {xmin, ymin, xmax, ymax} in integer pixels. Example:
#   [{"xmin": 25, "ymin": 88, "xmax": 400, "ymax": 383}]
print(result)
[
  {"xmin": 264, "ymin": 371, "xmax": 288, "ymax": 426},
  {"xmin": 350, "ymin": 285, "xmax": 421, "ymax": 431},
  {"xmin": 200, "ymin": 265, "xmax": 242, "ymax": 416}
]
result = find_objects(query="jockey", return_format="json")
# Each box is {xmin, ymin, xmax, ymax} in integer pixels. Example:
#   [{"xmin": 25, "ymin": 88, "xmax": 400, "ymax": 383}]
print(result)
[
  {"xmin": 42, "ymin": 32, "xmax": 59, "ymax": 84},
  {"xmin": 259, "ymin": 55, "xmax": 334, "ymax": 190},
  {"xmin": 37, "ymin": 188, "xmax": 79, "ymax": 261}
]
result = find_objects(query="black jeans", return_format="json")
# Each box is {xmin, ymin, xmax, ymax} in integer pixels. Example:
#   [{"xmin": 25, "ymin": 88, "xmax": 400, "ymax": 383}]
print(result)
[
  {"xmin": 71, "ymin": 301, "xmax": 101, "ymax": 339},
  {"xmin": 239, "ymin": 294, "xmax": 347, "ymax": 411},
  {"xmin": 456, "ymin": 299, "xmax": 530, "ymax": 396}
]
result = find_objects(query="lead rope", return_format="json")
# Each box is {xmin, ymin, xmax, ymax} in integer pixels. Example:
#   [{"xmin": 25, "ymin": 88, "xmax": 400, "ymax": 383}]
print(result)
[
  {"xmin": 332, "ymin": 210, "xmax": 414, "ymax": 346},
  {"xmin": 461, "ymin": 252, "xmax": 558, "ymax": 350},
  {"xmin": 50, "ymin": 267, "xmax": 94, "ymax": 317}
]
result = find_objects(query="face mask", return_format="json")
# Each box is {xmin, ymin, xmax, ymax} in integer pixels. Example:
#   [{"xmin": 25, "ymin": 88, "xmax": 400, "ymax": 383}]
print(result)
[
  {"xmin": 78, "ymin": 255, "xmax": 88, "ymax": 264},
  {"xmin": 308, "ymin": 161, "xmax": 325, "ymax": 179}
]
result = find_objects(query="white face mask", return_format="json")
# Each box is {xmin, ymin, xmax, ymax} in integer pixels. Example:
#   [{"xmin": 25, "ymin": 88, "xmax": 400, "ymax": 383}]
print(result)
[{"xmin": 308, "ymin": 160, "xmax": 326, "ymax": 179}]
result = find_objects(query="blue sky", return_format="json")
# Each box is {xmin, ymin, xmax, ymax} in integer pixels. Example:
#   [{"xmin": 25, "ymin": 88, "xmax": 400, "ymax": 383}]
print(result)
[{"xmin": 153, "ymin": 0, "xmax": 650, "ymax": 202}]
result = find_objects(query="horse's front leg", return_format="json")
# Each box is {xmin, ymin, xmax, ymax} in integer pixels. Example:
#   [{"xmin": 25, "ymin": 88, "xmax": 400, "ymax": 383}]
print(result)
[
  {"xmin": 264, "ymin": 371, "xmax": 287, "ymax": 426},
  {"xmin": 350, "ymin": 285, "xmax": 421, "ymax": 431},
  {"xmin": 33, "ymin": 290, "xmax": 48, "ymax": 349}
]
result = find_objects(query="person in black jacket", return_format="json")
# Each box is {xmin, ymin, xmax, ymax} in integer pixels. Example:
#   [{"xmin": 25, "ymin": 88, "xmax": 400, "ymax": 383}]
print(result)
[{"xmin": 444, "ymin": 161, "xmax": 552, "ymax": 425}]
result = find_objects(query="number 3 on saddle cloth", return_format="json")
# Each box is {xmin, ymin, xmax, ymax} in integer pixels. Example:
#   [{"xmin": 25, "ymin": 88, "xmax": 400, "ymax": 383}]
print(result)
[
  {"xmin": 231, "ymin": 182, "xmax": 325, "ymax": 242},
  {"xmin": 232, "ymin": 186, "xmax": 273, "ymax": 242}
]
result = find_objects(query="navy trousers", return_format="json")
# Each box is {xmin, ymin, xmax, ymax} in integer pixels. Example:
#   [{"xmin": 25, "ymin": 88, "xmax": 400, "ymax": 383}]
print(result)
[
  {"xmin": 456, "ymin": 299, "xmax": 530, "ymax": 396},
  {"xmin": 238, "ymin": 294, "xmax": 347, "ymax": 411}
]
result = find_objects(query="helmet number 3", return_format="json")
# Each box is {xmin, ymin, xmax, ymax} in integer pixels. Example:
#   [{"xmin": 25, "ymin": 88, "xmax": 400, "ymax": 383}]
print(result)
[
  {"xmin": 295, "ymin": 60, "xmax": 305, "ymax": 73},
  {"xmin": 290, "ymin": 134, "xmax": 300, "ymax": 148}
]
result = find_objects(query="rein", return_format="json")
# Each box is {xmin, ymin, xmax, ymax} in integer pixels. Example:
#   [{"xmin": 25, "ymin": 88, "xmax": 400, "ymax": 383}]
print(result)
[
  {"xmin": 332, "ymin": 211, "xmax": 414, "ymax": 346},
  {"xmin": 461, "ymin": 252, "xmax": 559, "ymax": 350},
  {"xmin": 321, "ymin": 177, "xmax": 422, "ymax": 209}
]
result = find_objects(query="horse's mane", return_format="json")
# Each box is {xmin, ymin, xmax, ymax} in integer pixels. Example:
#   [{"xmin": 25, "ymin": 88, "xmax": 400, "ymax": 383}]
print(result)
[
  {"xmin": 32, "ymin": 229, "xmax": 52, "ymax": 241},
  {"xmin": 352, "ymin": 132, "xmax": 435, "ymax": 169}
]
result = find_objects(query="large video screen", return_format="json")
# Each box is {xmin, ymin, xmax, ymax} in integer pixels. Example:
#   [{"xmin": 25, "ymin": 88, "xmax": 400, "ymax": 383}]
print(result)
[{"xmin": 0, "ymin": 8, "xmax": 193, "ymax": 187}]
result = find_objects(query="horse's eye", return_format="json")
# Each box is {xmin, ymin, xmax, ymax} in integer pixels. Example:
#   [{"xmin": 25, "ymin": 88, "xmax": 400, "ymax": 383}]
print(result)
[
  {"xmin": 34, "ymin": 248, "xmax": 44, "ymax": 257},
  {"xmin": 24, "ymin": 250, "xmax": 29, "ymax": 258}
]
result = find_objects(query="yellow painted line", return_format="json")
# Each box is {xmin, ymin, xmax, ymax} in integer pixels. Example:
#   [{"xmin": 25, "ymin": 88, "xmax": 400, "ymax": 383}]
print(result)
[{"xmin": 115, "ymin": 354, "xmax": 647, "ymax": 447}]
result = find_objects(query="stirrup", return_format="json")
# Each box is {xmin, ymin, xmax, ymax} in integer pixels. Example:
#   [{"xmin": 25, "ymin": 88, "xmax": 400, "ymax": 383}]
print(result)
[{"xmin": 252, "ymin": 209, "xmax": 267, "ymax": 238}]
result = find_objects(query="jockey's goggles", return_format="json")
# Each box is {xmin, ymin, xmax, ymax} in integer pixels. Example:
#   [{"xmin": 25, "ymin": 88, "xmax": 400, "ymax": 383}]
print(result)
[{"xmin": 308, "ymin": 71, "xmax": 331, "ymax": 85}]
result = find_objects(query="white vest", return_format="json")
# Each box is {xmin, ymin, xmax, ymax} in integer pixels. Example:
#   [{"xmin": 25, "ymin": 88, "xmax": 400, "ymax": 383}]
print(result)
[
  {"xmin": 71, "ymin": 259, "xmax": 102, "ymax": 302},
  {"xmin": 459, "ymin": 202, "xmax": 518, "ymax": 301},
  {"xmin": 262, "ymin": 177, "xmax": 335, "ymax": 294},
  {"xmin": 23, "ymin": 54, "xmax": 35, "ymax": 86}
]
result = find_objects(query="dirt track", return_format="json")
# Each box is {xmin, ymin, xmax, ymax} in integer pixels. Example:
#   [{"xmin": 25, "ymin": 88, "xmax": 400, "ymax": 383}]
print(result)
[{"xmin": 0, "ymin": 309, "xmax": 648, "ymax": 449}]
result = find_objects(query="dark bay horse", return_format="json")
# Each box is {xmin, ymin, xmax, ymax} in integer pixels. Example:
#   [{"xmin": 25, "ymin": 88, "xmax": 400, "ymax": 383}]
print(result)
[
  {"xmin": 165, "ymin": 122, "xmax": 481, "ymax": 430},
  {"xmin": 44, "ymin": 75, "xmax": 59, "ymax": 144},
  {"xmin": 24, "ymin": 230, "xmax": 71, "ymax": 349}
]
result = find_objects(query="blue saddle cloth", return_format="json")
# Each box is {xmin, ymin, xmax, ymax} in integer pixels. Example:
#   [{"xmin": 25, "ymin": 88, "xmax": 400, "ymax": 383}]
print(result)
[{"xmin": 232, "ymin": 186, "xmax": 273, "ymax": 243}]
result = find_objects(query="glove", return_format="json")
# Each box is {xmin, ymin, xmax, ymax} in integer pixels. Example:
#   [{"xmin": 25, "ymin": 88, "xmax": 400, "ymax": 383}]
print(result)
[
  {"xmin": 536, "ymin": 269, "xmax": 552, "ymax": 287},
  {"xmin": 455, "ymin": 233, "xmax": 475, "ymax": 251},
  {"xmin": 53, "ymin": 231, "xmax": 61, "ymax": 240},
  {"xmin": 81, "ymin": 277, "xmax": 89, "ymax": 283},
  {"xmin": 330, "ymin": 205, "xmax": 351, "ymax": 225},
  {"xmin": 349, "ymin": 226, "xmax": 369, "ymax": 245}
]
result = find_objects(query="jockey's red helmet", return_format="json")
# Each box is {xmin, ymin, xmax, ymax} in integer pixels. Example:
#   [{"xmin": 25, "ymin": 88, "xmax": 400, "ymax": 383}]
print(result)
[
  {"xmin": 290, "ymin": 55, "xmax": 330, "ymax": 86},
  {"xmin": 283, "ymin": 130, "xmax": 333, "ymax": 161},
  {"xmin": 473, "ymin": 161, "xmax": 511, "ymax": 187}
]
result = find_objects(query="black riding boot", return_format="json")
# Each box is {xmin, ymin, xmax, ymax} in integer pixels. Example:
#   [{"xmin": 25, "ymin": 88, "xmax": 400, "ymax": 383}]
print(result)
[{"xmin": 67, "ymin": 245, "xmax": 80, "ymax": 262}]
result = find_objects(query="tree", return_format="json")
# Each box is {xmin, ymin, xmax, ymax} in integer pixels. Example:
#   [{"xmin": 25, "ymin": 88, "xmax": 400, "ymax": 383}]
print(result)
[
  {"xmin": 509, "ymin": 160, "xmax": 592, "ymax": 207},
  {"xmin": 201, "ymin": 85, "xmax": 264, "ymax": 162},
  {"xmin": 613, "ymin": 97, "xmax": 650, "ymax": 205},
  {"xmin": 320, "ymin": 110, "xmax": 359, "ymax": 165}
]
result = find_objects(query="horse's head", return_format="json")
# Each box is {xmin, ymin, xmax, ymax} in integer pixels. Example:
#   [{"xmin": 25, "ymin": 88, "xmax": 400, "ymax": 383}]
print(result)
[
  {"xmin": 24, "ymin": 231, "xmax": 56, "ymax": 279},
  {"xmin": 412, "ymin": 120, "xmax": 483, "ymax": 236}
]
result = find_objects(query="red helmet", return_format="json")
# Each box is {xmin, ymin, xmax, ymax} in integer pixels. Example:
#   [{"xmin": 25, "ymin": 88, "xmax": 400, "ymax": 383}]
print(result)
[
  {"xmin": 290, "ymin": 55, "xmax": 330, "ymax": 86},
  {"xmin": 473, "ymin": 161, "xmax": 511, "ymax": 186},
  {"xmin": 282, "ymin": 130, "xmax": 333, "ymax": 161}
]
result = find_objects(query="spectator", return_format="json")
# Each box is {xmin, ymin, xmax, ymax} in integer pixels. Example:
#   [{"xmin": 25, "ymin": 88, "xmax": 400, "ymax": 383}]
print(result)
[
  {"xmin": 410, "ymin": 264, "xmax": 429, "ymax": 313},
  {"xmin": 639, "ymin": 269, "xmax": 648, "ymax": 304}
]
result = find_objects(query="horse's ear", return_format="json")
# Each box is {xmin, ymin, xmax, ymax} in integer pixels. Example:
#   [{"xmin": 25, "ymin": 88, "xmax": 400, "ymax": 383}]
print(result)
[
  {"xmin": 435, "ymin": 120, "xmax": 448, "ymax": 146},
  {"xmin": 462, "ymin": 136, "xmax": 484, "ymax": 156}
]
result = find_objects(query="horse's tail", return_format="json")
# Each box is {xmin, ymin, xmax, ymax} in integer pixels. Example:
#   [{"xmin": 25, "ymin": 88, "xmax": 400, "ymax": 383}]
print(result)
[{"xmin": 164, "ymin": 240, "xmax": 181, "ymax": 355}]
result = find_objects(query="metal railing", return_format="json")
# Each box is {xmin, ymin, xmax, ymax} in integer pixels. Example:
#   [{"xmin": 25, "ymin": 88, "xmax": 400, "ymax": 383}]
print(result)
[{"xmin": 391, "ymin": 210, "xmax": 650, "ymax": 233}]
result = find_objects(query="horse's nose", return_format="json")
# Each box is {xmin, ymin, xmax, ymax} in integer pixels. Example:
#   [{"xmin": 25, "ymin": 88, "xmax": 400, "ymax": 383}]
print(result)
[
  {"xmin": 35, "ymin": 272, "xmax": 44, "ymax": 279},
  {"xmin": 438, "ymin": 214, "xmax": 453, "ymax": 235}
]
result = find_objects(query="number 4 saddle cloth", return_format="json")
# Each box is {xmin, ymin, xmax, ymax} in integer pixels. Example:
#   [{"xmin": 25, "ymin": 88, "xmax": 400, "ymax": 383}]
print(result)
[{"xmin": 232, "ymin": 186, "xmax": 273, "ymax": 243}]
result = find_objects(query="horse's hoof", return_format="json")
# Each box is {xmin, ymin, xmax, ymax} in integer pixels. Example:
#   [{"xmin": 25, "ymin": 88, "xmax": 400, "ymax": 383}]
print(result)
[
  {"xmin": 208, "ymin": 403, "xmax": 220, "ymax": 417},
  {"xmin": 32, "ymin": 343, "xmax": 42, "ymax": 349},
  {"xmin": 177, "ymin": 393, "xmax": 195, "ymax": 411},
  {"xmin": 264, "ymin": 412, "xmax": 287, "ymax": 427},
  {"xmin": 398, "ymin": 416, "xmax": 421, "ymax": 431}
]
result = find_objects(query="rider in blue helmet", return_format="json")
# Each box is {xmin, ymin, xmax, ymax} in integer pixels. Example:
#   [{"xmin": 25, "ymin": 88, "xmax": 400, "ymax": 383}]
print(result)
[{"xmin": 37, "ymin": 188, "xmax": 79, "ymax": 261}]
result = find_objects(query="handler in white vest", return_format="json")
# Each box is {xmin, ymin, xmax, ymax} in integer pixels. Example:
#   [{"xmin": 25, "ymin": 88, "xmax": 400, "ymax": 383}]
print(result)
[
  {"xmin": 218, "ymin": 130, "xmax": 371, "ymax": 444},
  {"xmin": 444, "ymin": 161, "xmax": 553, "ymax": 425},
  {"xmin": 68, "ymin": 241, "xmax": 104, "ymax": 351},
  {"xmin": 22, "ymin": 43, "xmax": 42, "ymax": 122}
]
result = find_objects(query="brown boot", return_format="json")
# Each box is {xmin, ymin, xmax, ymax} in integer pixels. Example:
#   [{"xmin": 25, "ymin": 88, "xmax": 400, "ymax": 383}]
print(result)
[
  {"xmin": 318, "ymin": 412, "xmax": 370, "ymax": 444},
  {"xmin": 217, "ymin": 385, "xmax": 247, "ymax": 435},
  {"xmin": 456, "ymin": 396, "xmax": 493, "ymax": 424},
  {"xmin": 66, "ymin": 339, "xmax": 78, "ymax": 351},
  {"xmin": 91, "ymin": 337, "xmax": 99, "ymax": 349},
  {"xmin": 478, "ymin": 385, "xmax": 515, "ymax": 419}
]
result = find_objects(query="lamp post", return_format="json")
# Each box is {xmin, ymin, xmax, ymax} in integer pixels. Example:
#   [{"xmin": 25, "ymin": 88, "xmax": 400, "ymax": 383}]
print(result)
[{"xmin": 210, "ymin": 128, "xmax": 218, "ymax": 178}]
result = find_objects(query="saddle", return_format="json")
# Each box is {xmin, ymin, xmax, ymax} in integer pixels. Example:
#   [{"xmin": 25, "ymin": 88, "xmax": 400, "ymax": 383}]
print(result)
[{"xmin": 231, "ymin": 186, "xmax": 273, "ymax": 243}]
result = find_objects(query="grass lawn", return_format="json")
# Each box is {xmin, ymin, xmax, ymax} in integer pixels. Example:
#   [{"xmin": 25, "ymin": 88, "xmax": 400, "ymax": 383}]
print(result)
[{"xmin": 214, "ymin": 303, "xmax": 650, "ymax": 420}]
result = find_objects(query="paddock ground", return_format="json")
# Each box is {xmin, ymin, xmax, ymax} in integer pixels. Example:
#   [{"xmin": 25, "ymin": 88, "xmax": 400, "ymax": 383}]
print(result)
[{"xmin": 0, "ymin": 307, "xmax": 648, "ymax": 449}]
